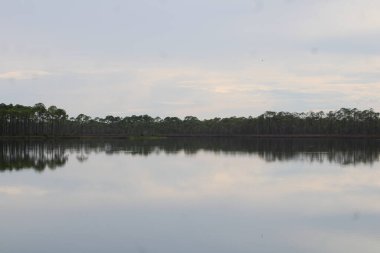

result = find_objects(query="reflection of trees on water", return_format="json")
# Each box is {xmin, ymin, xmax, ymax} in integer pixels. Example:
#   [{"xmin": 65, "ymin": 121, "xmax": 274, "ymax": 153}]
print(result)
[
  {"xmin": 0, "ymin": 141, "xmax": 68, "ymax": 172},
  {"xmin": 90, "ymin": 138, "xmax": 380, "ymax": 166},
  {"xmin": 1, "ymin": 138, "xmax": 380, "ymax": 172}
]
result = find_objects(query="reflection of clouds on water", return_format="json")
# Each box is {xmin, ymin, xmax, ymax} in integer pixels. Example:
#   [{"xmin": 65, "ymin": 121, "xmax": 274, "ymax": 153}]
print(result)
[
  {"xmin": 0, "ymin": 186, "xmax": 47, "ymax": 196},
  {"xmin": 287, "ymin": 228, "xmax": 380, "ymax": 253},
  {"xmin": 0, "ymin": 139, "xmax": 380, "ymax": 253},
  {"xmin": 15, "ymin": 149, "xmax": 378, "ymax": 216},
  {"xmin": 1, "ymin": 140, "xmax": 380, "ymax": 213},
  {"xmin": 1, "ymin": 138, "xmax": 380, "ymax": 219}
]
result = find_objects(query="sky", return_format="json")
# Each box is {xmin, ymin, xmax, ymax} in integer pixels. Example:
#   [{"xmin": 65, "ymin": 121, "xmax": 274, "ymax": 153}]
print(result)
[{"xmin": 1, "ymin": 0, "xmax": 380, "ymax": 118}]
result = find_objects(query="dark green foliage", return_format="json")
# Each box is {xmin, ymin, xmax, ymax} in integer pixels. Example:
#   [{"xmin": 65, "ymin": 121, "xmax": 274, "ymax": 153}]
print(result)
[{"xmin": 0, "ymin": 103, "xmax": 380, "ymax": 136}]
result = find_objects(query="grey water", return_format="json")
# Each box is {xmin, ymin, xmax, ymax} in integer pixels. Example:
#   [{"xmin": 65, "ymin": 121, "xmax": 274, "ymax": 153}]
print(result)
[{"xmin": 1, "ymin": 138, "xmax": 380, "ymax": 253}]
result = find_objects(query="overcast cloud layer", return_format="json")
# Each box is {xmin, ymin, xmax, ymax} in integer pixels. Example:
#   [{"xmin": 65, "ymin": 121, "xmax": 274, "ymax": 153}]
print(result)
[{"xmin": 1, "ymin": 0, "xmax": 380, "ymax": 118}]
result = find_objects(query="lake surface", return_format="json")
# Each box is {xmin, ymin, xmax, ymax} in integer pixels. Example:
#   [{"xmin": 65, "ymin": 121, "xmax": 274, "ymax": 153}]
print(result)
[{"xmin": 1, "ymin": 138, "xmax": 380, "ymax": 253}]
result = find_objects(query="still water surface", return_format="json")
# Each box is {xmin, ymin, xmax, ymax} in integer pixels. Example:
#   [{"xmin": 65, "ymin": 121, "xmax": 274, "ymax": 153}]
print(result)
[{"xmin": 1, "ymin": 138, "xmax": 380, "ymax": 253}]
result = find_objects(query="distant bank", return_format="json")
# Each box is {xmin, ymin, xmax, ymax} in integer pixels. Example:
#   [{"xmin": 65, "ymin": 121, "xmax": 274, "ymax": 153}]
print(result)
[
  {"xmin": 1, "ymin": 103, "xmax": 380, "ymax": 138},
  {"xmin": 1, "ymin": 135, "xmax": 380, "ymax": 140}
]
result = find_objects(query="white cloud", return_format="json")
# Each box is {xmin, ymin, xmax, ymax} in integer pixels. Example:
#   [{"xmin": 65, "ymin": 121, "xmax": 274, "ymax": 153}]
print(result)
[
  {"xmin": 0, "ymin": 70, "xmax": 51, "ymax": 80},
  {"xmin": 2, "ymin": 0, "xmax": 380, "ymax": 117}
]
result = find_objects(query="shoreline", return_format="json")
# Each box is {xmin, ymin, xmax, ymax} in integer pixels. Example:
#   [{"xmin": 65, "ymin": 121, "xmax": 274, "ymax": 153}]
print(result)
[{"xmin": 0, "ymin": 134, "xmax": 380, "ymax": 140}]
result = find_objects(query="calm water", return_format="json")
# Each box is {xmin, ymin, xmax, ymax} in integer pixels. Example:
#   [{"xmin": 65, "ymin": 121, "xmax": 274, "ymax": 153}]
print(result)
[{"xmin": 1, "ymin": 138, "xmax": 380, "ymax": 253}]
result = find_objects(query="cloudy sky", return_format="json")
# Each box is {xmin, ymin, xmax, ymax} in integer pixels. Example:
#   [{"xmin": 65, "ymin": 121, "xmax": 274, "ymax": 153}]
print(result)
[{"xmin": 1, "ymin": 0, "xmax": 380, "ymax": 118}]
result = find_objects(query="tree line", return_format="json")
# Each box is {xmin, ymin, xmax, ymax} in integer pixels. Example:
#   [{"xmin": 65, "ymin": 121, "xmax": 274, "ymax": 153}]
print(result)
[{"xmin": 1, "ymin": 103, "xmax": 380, "ymax": 137}]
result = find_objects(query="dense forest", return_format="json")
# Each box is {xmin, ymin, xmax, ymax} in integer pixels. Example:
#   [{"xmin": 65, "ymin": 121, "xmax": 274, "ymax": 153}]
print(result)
[{"xmin": 1, "ymin": 103, "xmax": 380, "ymax": 137}]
